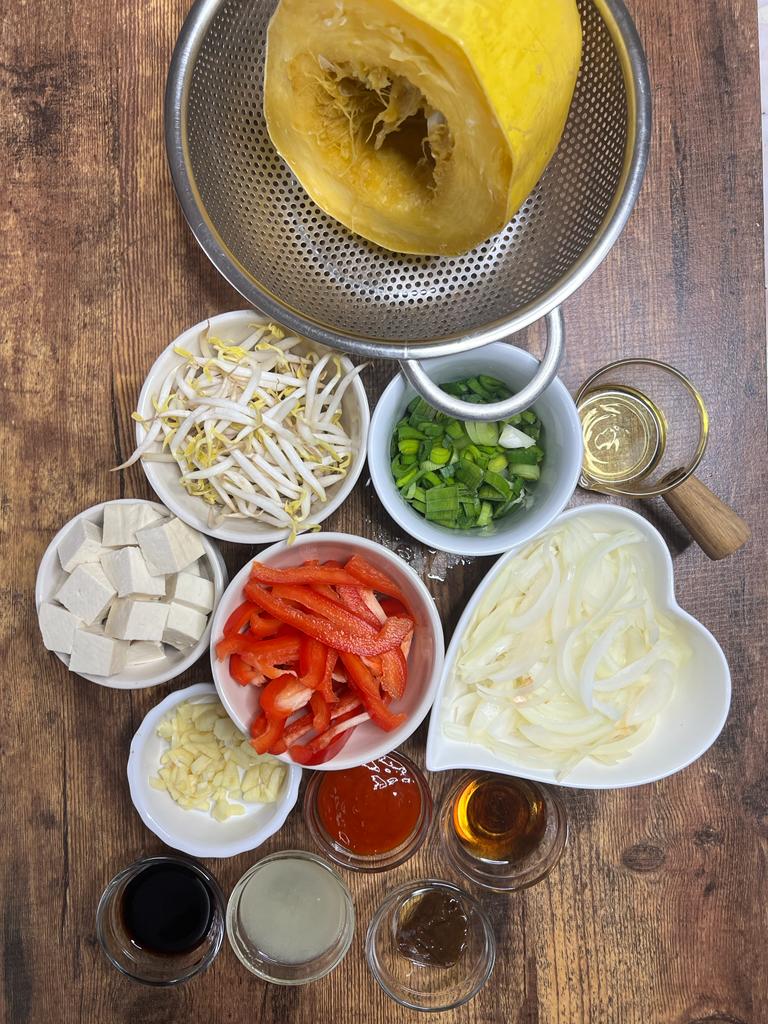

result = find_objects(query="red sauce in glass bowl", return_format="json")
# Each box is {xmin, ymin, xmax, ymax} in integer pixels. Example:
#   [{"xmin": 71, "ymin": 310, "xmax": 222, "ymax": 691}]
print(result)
[{"xmin": 316, "ymin": 755, "xmax": 424, "ymax": 856}]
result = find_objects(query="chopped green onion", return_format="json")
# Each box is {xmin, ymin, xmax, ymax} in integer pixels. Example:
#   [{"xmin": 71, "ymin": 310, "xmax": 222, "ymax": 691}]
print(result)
[
  {"xmin": 455, "ymin": 459, "xmax": 484, "ymax": 490},
  {"xmin": 390, "ymin": 377, "xmax": 544, "ymax": 530},
  {"xmin": 398, "ymin": 425, "xmax": 426, "ymax": 441},
  {"xmin": 396, "ymin": 466, "xmax": 420, "ymax": 488},
  {"xmin": 476, "ymin": 501, "xmax": 494, "ymax": 527},
  {"xmin": 398, "ymin": 439, "xmax": 420, "ymax": 456},
  {"xmin": 482, "ymin": 470, "xmax": 513, "ymax": 500},
  {"xmin": 430, "ymin": 446, "xmax": 451, "ymax": 466},
  {"xmin": 508, "ymin": 463, "xmax": 541, "ymax": 481},
  {"xmin": 465, "ymin": 421, "xmax": 499, "ymax": 446}
]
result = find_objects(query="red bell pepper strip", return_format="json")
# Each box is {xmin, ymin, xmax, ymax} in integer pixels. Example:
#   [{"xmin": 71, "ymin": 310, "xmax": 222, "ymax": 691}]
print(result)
[
  {"xmin": 280, "ymin": 710, "xmax": 314, "ymax": 747},
  {"xmin": 380, "ymin": 647, "xmax": 408, "ymax": 700},
  {"xmin": 335, "ymin": 585, "xmax": 383, "ymax": 628},
  {"xmin": 299, "ymin": 730, "xmax": 354, "ymax": 766},
  {"xmin": 294, "ymin": 703, "xmax": 365, "ymax": 765},
  {"xmin": 288, "ymin": 711, "xmax": 371, "ymax": 765},
  {"xmin": 249, "ymin": 562, "xmax": 362, "ymax": 587},
  {"xmin": 310, "ymin": 582, "xmax": 340, "ymax": 603},
  {"xmin": 244, "ymin": 583, "xmax": 413, "ymax": 655},
  {"xmin": 230, "ymin": 654, "xmax": 260, "ymax": 687},
  {"xmin": 310, "ymin": 692, "xmax": 331, "ymax": 733},
  {"xmin": 248, "ymin": 612, "xmax": 282, "ymax": 638},
  {"xmin": 339, "ymin": 652, "xmax": 406, "ymax": 732},
  {"xmin": 379, "ymin": 598, "xmax": 408, "ymax": 619},
  {"xmin": 250, "ymin": 713, "xmax": 285, "ymax": 755},
  {"xmin": 223, "ymin": 601, "xmax": 257, "ymax": 637},
  {"xmin": 296, "ymin": 636, "xmax": 334, "ymax": 702},
  {"xmin": 328, "ymin": 690, "xmax": 363, "ymax": 720},
  {"xmin": 259, "ymin": 674, "xmax": 314, "ymax": 720},
  {"xmin": 319, "ymin": 647, "xmax": 338, "ymax": 703},
  {"xmin": 271, "ymin": 584, "xmax": 378, "ymax": 636},
  {"xmin": 343, "ymin": 554, "xmax": 412, "ymax": 611},
  {"xmin": 215, "ymin": 632, "xmax": 301, "ymax": 669},
  {"xmin": 260, "ymin": 688, "xmax": 364, "ymax": 756}
]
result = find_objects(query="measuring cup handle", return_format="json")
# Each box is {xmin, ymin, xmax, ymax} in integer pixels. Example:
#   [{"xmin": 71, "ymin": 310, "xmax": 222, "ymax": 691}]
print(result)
[
  {"xmin": 398, "ymin": 308, "xmax": 565, "ymax": 421},
  {"xmin": 662, "ymin": 475, "xmax": 751, "ymax": 560}
]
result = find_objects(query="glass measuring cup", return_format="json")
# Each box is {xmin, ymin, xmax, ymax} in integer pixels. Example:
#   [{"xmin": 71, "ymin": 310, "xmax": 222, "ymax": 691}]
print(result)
[{"xmin": 574, "ymin": 359, "xmax": 749, "ymax": 559}]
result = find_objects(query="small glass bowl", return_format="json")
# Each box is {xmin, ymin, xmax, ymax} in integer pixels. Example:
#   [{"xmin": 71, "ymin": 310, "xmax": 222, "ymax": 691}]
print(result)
[
  {"xmin": 303, "ymin": 750, "xmax": 434, "ymax": 872},
  {"xmin": 96, "ymin": 856, "xmax": 225, "ymax": 986},
  {"xmin": 226, "ymin": 850, "xmax": 355, "ymax": 985},
  {"xmin": 440, "ymin": 773, "xmax": 567, "ymax": 893},
  {"xmin": 366, "ymin": 879, "xmax": 495, "ymax": 1012},
  {"xmin": 574, "ymin": 358, "xmax": 709, "ymax": 498}
]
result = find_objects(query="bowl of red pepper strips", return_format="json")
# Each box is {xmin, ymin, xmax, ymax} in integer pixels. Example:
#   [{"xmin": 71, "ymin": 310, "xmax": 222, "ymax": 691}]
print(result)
[{"xmin": 210, "ymin": 534, "xmax": 444, "ymax": 769}]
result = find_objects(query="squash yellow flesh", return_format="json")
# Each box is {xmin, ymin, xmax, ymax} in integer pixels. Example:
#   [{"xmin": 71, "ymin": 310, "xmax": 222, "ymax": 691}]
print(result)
[{"xmin": 264, "ymin": 0, "xmax": 582, "ymax": 256}]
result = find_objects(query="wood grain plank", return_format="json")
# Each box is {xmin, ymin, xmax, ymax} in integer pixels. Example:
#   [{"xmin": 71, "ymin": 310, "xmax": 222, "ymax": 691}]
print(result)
[{"xmin": 1, "ymin": 0, "xmax": 766, "ymax": 1021}]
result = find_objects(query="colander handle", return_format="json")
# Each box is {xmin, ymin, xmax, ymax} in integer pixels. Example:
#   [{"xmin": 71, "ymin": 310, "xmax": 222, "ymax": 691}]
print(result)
[{"xmin": 398, "ymin": 308, "xmax": 564, "ymax": 421}]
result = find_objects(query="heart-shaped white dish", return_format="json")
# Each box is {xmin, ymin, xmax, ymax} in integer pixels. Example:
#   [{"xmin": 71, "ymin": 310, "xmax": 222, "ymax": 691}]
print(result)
[{"xmin": 426, "ymin": 504, "xmax": 731, "ymax": 789}]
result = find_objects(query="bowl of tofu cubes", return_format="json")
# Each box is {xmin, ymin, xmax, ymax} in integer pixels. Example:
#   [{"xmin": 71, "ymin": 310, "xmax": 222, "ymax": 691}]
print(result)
[{"xmin": 35, "ymin": 499, "xmax": 227, "ymax": 688}]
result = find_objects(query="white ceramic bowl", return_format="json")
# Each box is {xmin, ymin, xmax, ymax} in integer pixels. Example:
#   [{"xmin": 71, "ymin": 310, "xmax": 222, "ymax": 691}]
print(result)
[
  {"xmin": 368, "ymin": 343, "xmax": 583, "ymax": 556},
  {"xmin": 210, "ymin": 533, "xmax": 445, "ymax": 770},
  {"xmin": 35, "ymin": 499, "xmax": 227, "ymax": 690},
  {"xmin": 127, "ymin": 683, "xmax": 301, "ymax": 858},
  {"xmin": 426, "ymin": 504, "xmax": 732, "ymax": 789},
  {"xmin": 135, "ymin": 310, "xmax": 370, "ymax": 544}
]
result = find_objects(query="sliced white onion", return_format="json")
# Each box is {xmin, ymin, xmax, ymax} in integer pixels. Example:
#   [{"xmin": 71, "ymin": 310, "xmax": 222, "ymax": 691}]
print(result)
[{"xmin": 442, "ymin": 517, "xmax": 691, "ymax": 777}]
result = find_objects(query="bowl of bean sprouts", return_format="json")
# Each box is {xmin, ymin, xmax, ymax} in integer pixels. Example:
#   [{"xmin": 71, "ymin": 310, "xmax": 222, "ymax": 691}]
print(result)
[{"xmin": 120, "ymin": 310, "xmax": 370, "ymax": 544}]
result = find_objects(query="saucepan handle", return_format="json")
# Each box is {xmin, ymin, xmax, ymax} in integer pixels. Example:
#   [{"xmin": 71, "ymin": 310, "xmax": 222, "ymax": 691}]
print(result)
[{"xmin": 398, "ymin": 308, "xmax": 565, "ymax": 421}]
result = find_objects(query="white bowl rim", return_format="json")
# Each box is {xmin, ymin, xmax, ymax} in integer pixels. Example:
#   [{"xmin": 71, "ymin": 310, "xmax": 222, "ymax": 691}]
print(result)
[
  {"xmin": 34, "ymin": 498, "xmax": 227, "ymax": 690},
  {"xmin": 127, "ymin": 682, "xmax": 302, "ymax": 858},
  {"xmin": 367, "ymin": 342, "xmax": 583, "ymax": 556},
  {"xmin": 135, "ymin": 309, "xmax": 371, "ymax": 544},
  {"xmin": 425, "ymin": 502, "xmax": 732, "ymax": 789},
  {"xmin": 209, "ymin": 531, "xmax": 445, "ymax": 771}
]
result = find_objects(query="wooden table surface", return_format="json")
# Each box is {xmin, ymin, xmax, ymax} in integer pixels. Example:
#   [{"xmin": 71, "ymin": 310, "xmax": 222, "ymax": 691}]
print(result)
[{"xmin": 2, "ymin": 1, "xmax": 767, "ymax": 1021}]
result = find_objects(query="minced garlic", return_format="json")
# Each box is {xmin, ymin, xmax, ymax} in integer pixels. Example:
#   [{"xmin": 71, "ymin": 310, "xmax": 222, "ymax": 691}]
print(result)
[{"xmin": 149, "ymin": 698, "xmax": 287, "ymax": 821}]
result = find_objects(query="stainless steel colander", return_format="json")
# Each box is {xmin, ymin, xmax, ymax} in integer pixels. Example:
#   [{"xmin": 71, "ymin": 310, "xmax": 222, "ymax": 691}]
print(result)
[{"xmin": 166, "ymin": 0, "xmax": 650, "ymax": 419}]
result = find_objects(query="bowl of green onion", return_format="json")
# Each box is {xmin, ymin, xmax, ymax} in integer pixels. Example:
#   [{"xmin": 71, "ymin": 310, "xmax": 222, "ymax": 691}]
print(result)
[{"xmin": 368, "ymin": 344, "xmax": 583, "ymax": 556}]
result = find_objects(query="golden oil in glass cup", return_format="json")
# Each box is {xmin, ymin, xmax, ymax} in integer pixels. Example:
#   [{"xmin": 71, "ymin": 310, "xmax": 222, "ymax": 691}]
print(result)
[
  {"xmin": 440, "ymin": 773, "xmax": 567, "ymax": 893},
  {"xmin": 574, "ymin": 358, "xmax": 709, "ymax": 498}
]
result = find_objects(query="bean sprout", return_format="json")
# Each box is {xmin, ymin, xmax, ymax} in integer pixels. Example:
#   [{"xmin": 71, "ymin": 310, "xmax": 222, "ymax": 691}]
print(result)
[{"xmin": 117, "ymin": 320, "xmax": 366, "ymax": 539}]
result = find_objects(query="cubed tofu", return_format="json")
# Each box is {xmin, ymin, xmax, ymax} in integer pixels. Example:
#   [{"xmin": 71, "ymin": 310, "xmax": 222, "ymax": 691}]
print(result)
[
  {"xmin": 163, "ymin": 602, "xmax": 208, "ymax": 649},
  {"xmin": 126, "ymin": 641, "xmax": 166, "ymax": 667},
  {"xmin": 38, "ymin": 602, "xmax": 81, "ymax": 654},
  {"xmin": 102, "ymin": 503, "xmax": 166, "ymax": 547},
  {"xmin": 58, "ymin": 519, "xmax": 106, "ymax": 573},
  {"xmin": 105, "ymin": 598, "xmax": 170, "ymax": 642},
  {"xmin": 100, "ymin": 547, "xmax": 166, "ymax": 598},
  {"xmin": 56, "ymin": 563, "xmax": 116, "ymax": 625},
  {"xmin": 136, "ymin": 517, "xmax": 206, "ymax": 575},
  {"xmin": 69, "ymin": 628, "xmax": 129, "ymax": 676},
  {"xmin": 167, "ymin": 572, "xmax": 214, "ymax": 614}
]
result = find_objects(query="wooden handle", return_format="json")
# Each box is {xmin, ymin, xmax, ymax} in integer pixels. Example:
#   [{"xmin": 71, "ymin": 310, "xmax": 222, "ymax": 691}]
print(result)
[{"xmin": 662, "ymin": 475, "xmax": 751, "ymax": 559}]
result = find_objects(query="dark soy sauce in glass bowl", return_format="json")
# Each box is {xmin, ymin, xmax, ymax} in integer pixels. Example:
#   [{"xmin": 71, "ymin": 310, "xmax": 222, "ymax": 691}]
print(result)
[
  {"xmin": 122, "ymin": 862, "xmax": 214, "ymax": 956},
  {"xmin": 96, "ymin": 856, "xmax": 225, "ymax": 985}
]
